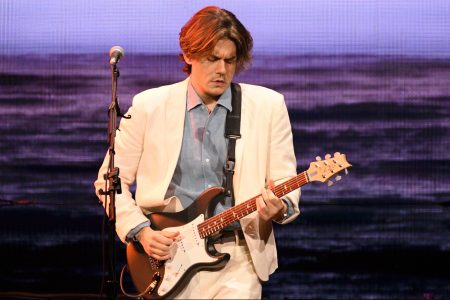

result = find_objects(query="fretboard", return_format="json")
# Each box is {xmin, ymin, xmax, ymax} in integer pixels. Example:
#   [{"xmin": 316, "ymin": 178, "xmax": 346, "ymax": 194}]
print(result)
[{"xmin": 197, "ymin": 171, "xmax": 309, "ymax": 238}]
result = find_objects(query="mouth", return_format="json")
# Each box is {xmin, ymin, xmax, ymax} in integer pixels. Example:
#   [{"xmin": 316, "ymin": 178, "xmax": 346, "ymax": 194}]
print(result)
[{"xmin": 211, "ymin": 79, "xmax": 226, "ymax": 87}]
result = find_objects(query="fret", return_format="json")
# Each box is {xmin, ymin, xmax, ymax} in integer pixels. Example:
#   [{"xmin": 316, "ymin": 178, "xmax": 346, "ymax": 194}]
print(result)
[{"xmin": 198, "ymin": 172, "xmax": 309, "ymax": 238}]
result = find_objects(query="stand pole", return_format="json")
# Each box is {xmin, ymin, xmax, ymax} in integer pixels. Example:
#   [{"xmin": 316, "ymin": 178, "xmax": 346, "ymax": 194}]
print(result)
[{"xmin": 101, "ymin": 64, "xmax": 122, "ymax": 300}]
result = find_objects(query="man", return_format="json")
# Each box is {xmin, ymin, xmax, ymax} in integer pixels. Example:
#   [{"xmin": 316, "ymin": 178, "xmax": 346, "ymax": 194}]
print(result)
[{"xmin": 95, "ymin": 6, "xmax": 300, "ymax": 299}]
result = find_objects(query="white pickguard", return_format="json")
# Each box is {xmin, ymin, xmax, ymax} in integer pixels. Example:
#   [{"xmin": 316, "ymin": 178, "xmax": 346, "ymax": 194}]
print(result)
[{"xmin": 157, "ymin": 214, "xmax": 217, "ymax": 296}]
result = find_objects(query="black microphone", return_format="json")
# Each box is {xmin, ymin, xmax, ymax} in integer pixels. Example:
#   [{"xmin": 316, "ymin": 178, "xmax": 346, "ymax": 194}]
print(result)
[{"xmin": 109, "ymin": 46, "xmax": 125, "ymax": 65}]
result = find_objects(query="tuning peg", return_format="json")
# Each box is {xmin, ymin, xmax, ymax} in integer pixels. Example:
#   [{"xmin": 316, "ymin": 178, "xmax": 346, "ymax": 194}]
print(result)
[
  {"xmin": 325, "ymin": 154, "xmax": 331, "ymax": 159},
  {"xmin": 334, "ymin": 152, "xmax": 341, "ymax": 157},
  {"xmin": 345, "ymin": 169, "xmax": 349, "ymax": 175},
  {"xmin": 327, "ymin": 180, "xmax": 334, "ymax": 187},
  {"xmin": 316, "ymin": 156, "xmax": 322, "ymax": 161},
  {"xmin": 335, "ymin": 175, "xmax": 342, "ymax": 181}
]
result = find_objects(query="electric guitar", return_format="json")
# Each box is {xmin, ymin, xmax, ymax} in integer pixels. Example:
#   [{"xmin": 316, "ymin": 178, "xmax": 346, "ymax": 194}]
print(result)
[{"xmin": 123, "ymin": 152, "xmax": 351, "ymax": 299}]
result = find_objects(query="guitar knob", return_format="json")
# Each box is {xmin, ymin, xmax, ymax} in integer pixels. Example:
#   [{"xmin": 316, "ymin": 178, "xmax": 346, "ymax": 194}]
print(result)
[
  {"xmin": 334, "ymin": 152, "xmax": 341, "ymax": 157},
  {"xmin": 335, "ymin": 175, "xmax": 342, "ymax": 181},
  {"xmin": 315, "ymin": 156, "xmax": 322, "ymax": 161},
  {"xmin": 327, "ymin": 180, "xmax": 334, "ymax": 187},
  {"xmin": 325, "ymin": 154, "xmax": 331, "ymax": 159}
]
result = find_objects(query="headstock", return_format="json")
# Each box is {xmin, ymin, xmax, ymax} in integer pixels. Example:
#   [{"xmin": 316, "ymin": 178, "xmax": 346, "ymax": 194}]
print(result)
[{"xmin": 306, "ymin": 152, "xmax": 352, "ymax": 185}]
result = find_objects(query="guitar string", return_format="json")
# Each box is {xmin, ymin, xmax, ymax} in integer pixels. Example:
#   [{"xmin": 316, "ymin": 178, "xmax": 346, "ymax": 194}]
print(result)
[
  {"xmin": 198, "ymin": 172, "xmax": 309, "ymax": 237},
  {"xmin": 198, "ymin": 173, "xmax": 308, "ymax": 234},
  {"xmin": 198, "ymin": 173, "xmax": 308, "ymax": 235},
  {"xmin": 211, "ymin": 161, "xmax": 343, "ymax": 231}
]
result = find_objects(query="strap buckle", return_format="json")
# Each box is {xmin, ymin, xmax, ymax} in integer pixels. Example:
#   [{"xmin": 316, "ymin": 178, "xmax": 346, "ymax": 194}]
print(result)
[
  {"xmin": 225, "ymin": 160, "xmax": 235, "ymax": 172},
  {"xmin": 226, "ymin": 134, "xmax": 241, "ymax": 139}
]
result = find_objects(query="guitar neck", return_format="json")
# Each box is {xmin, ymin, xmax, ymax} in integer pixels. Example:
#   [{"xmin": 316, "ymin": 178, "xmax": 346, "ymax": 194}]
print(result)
[{"xmin": 198, "ymin": 171, "xmax": 309, "ymax": 238}]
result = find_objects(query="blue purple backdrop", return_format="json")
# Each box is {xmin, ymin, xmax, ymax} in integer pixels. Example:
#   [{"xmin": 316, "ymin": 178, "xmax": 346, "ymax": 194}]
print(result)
[{"xmin": 1, "ymin": 1, "xmax": 450, "ymax": 299}]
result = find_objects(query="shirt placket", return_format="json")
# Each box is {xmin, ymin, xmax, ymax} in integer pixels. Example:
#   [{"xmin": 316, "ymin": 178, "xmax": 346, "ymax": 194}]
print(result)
[{"xmin": 200, "ymin": 105, "xmax": 215, "ymax": 190}]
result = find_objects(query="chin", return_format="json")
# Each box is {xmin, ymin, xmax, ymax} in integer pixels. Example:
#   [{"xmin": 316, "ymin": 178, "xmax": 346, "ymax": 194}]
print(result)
[{"xmin": 209, "ymin": 87, "xmax": 226, "ymax": 95}]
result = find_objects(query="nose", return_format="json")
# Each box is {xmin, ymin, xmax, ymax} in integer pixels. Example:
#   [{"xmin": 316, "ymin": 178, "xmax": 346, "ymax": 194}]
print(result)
[{"xmin": 216, "ymin": 59, "xmax": 226, "ymax": 74}]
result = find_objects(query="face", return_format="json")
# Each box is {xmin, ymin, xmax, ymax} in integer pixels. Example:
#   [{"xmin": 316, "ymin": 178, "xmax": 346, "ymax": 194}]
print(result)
[{"xmin": 184, "ymin": 39, "xmax": 237, "ymax": 104}]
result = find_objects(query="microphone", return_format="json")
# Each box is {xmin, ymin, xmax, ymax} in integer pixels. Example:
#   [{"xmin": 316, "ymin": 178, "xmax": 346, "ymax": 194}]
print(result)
[{"xmin": 109, "ymin": 46, "xmax": 125, "ymax": 65}]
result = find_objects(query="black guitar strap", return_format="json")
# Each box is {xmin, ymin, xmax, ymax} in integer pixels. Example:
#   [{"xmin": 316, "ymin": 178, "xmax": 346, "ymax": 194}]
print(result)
[{"xmin": 223, "ymin": 83, "xmax": 242, "ymax": 206}]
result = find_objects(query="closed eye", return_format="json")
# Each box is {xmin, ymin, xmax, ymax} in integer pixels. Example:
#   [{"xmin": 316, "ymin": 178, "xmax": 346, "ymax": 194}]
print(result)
[
  {"xmin": 225, "ymin": 57, "xmax": 236, "ymax": 64},
  {"xmin": 207, "ymin": 56, "xmax": 236, "ymax": 64}
]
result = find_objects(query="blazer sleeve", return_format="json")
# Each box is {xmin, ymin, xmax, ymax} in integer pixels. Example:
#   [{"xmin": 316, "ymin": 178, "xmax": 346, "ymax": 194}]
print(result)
[{"xmin": 267, "ymin": 94, "xmax": 300, "ymax": 223}]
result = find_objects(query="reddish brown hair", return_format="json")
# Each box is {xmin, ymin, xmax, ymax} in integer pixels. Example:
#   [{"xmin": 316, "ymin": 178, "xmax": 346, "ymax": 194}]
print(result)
[{"xmin": 179, "ymin": 6, "xmax": 253, "ymax": 74}]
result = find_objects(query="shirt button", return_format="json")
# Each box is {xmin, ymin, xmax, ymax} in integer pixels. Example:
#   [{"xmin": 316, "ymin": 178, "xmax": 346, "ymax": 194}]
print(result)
[{"xmin": 205, "ymin": 158, "xmax": 210, "ymax": 163}]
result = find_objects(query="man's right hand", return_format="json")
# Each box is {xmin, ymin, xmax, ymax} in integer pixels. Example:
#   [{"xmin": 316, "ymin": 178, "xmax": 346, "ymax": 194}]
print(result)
[{"xmin": 135, "ymin": 227, "xmax": 180, "ymax": 260}]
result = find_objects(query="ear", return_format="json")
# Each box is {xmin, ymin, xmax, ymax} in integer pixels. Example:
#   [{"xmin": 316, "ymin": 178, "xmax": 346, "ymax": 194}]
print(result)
[{"xmin": 183, "ymin": 53, "xmax": 192, "ymax": 65}]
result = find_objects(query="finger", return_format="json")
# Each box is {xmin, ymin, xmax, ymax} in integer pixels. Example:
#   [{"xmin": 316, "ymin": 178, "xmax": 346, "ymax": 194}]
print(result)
[
  {"xmin": 148, "ymin": 237, "xmax": 175, "ymax": 261},
  {"xmin": 149, "ymin": 245, "xmax": 170, "ymax": 256},
  {"xmin": 255, "ymin": 196, "xmax": 264, "ymax": 213},
  {"xmin": 267, "ymin": 196, "xmax": 282, "ymax": 210},
  {"xmin": 256, "ymin": 196, "xmax": 271, "ymax": 220},
  {"xmin": 256, "ymin": 196, "xmax": 266, "ymax": 209},
  {"xmin": 265, "ymin": 188, "xmax": 283, "ymax": 210},
  {"xmin": 149, "ymin": 251, "xmax": 170, "ymax": 261},
  {"xmin": 266, "ymin": 188, "xmax": 276, "ymax": 199},
  {"xmin": 161, "ymin": 230, "xmax": 180, "ymax": 240},
  {"xmin": 261, "ymin": 187, "xmax": 269, "ymax": 202},
  {"xmin": 158, "ymin": 254, "xmax": 171, "ymax": 261},
  {"xmin": 146, "ymin": 243, "xmax": 171, "ymax": 260},
  {"xmin": 262, "ymin": 191, "xmax": 277, "ymax": 210},
  {"xmin": 152, "ymin": 232, "xmax": 176, "ymax": 247},
  {"xmin": 152, "ymin": 241, "xmax": 171, "ymax": 252},
  {"xmin": 267, "ymin": 179, "xmax": 275, "ymax": 190},
  {"xmin": 262, "ymin": 185, "xmax": 277, "ymax": 203}
]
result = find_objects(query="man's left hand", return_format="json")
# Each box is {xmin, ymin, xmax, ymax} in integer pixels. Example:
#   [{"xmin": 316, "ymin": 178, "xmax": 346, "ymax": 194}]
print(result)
[{"xmin": 255, "ymin": 179, "xmax": 287, "ymax": 222}]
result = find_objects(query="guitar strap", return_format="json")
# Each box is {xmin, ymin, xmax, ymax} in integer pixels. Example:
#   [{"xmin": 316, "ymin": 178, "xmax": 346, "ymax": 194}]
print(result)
[{"xmin": 223, "ymin": 83, "xmax": 242, "ymax": 206}]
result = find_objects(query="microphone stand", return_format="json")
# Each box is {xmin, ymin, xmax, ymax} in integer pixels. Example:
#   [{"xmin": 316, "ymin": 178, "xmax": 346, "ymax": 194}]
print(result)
[{"xmin": 100, "ymin": 62, "xmax": 130, "ymax": 300}]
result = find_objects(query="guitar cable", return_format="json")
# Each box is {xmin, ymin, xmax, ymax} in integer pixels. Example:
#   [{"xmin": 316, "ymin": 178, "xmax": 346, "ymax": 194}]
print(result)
[{"xmin": 119, "ymin": 264, "xmax": 156, "ymax": 299}]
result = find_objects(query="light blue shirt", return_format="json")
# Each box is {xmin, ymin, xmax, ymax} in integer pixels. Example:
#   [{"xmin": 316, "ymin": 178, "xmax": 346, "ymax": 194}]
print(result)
[{"xmin": 164, "ymin": 81, "xmax": 236, "ymax": 221}]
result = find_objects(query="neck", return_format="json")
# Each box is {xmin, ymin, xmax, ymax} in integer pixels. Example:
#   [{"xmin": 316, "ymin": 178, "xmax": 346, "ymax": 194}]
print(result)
[
  {"xmin": 190, "ymin": 83, "xmax": 220, "ymax": 112},
  {"xmin": 197, "ymin": 89, "xmax": 220, "ymax": 106},
  {"xmin": 204, "ymin": 100, "xmax": 218, "ymax": 113}
]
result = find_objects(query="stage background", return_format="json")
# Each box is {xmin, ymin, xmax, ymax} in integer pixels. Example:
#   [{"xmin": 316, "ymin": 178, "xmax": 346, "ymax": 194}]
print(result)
[{"xmin": 1, "ymin": 1, "xmax": 449, "ymax": 299}]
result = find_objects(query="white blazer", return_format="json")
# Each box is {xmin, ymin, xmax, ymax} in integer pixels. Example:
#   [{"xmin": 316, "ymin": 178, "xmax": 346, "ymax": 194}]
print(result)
[{"xmin": 95, "ymin": 77, "xmax": 300, "ymax": 281}]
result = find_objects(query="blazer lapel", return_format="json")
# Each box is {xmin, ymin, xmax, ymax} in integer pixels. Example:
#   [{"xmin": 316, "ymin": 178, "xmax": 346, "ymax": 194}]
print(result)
[
  {"xmin": 234, "ymin": 88, "xmax": 246, "ymax": 203},
  {"xmin": 163, "ymin": 78, "xmax": 189, "ymax": 185}
]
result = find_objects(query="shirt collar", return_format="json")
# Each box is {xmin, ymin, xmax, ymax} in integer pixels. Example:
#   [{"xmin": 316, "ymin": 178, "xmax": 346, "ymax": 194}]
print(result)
[{"xmin": 187, "ymin": 79, "xmax": 232, "ymax": 112}]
